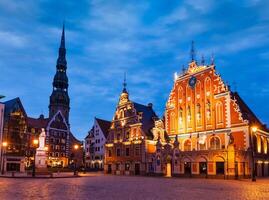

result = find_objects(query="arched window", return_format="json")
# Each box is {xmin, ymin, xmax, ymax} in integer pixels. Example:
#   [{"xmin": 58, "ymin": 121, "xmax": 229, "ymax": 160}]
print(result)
[
  {"xmin": 205, "ymin": 77, "xmax": 211, "ymax": 97},
  {"xmin": 196, "ymin": 103, "xmax": 201, "ymax": 123},
  {"xmin": 184, "ymin": 140, "xmax": 191, "ymax": 151},
  {"xmin": 206, "ymin": 100, "xmax": 211, "ymax": 122},
  {"xmin": 187, "ymin": 105, "xmax": 191, "ymax": 125},
  {"xmin": 210, "ymin": 136, "xmax": 220, "ymax": 150},
  {"xmin": 170, "ymin": 112, "xmax": 175, "ymax": 132},
  {"xmin": 179, "ymin": 107, "xmax": 183, "ymax": 128},
  {"xmin": 216, "ymin": 102, "xmax": 223, "ymax": 124}
]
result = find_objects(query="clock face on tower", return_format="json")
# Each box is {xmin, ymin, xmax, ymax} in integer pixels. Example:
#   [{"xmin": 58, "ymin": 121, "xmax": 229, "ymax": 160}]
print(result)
[{"xmin": 189, "ymin": 76, "xmax": 197, "ymax": 88}]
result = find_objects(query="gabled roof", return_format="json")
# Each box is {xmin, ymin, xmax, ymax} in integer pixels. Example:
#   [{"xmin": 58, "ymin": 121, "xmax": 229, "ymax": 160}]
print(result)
[
  {"xmin": 133, "ymin": 102, "xmax": 158, "ymax": 139},
  {"xmin": 3, "ymin": 97, "xmax": 27, "ymax": 119},
  {"xmin": 95, "ymin": 117, "xmax": 111, "ymax": 138},
  {"xmin": 27, "ymin": 115, "xmax": 49, "ymax": 129},
  {"xmin": 85, "ymin": 127, "xmax": 94, "ymax": 139},
  {"xmin": 232, "ymin": 92, "xmax": 268, "ymax": 130}
]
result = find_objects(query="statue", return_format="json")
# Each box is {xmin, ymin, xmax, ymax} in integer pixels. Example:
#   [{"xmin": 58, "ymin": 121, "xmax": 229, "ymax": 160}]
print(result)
[{"xmin": 35, "ymin": 128, "xmax": 48, "ymax": 170}]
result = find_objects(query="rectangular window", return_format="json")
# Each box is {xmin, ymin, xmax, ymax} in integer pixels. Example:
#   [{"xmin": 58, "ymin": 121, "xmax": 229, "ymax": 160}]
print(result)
[
  {"xmin": 116, "ymin": 148, "xmax": 120, "ymax": 156},
  {"xmin": 135, "ymin": 146, "xmax": 140, "ymax": 156},
  {"xmin": 126, "ymin": 148, "xmax": 130, "ymax": 156},
  {"xmin": 108, "ymin": 150, "xmax": 112, "ymax": 157},
  {"xmin": 117, "ymin": 133, "xmax": 121, "ymax": 140},
  {"xmin": 116, "ymin": 163, "xmax": 120, "ymax": 170}
]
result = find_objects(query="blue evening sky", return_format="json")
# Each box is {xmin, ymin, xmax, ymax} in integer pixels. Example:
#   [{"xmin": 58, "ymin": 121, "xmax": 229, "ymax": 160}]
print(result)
[{"xmin": 0, "ymin": 0, "xmax": 269, "ymax": 140}]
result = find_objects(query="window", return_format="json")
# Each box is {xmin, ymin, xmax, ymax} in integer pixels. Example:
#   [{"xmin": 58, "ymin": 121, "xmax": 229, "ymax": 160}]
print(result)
[
  {"xmin": 117, "ymin": 133, "xmax": 121, "ymax": 140},
  {"xmin": 135, "ymin": 146, "xmax": 140, "ymax": 156},
  {"xmin": 210, "ymin": 137, "xmax": 220, "ymax": 150},
  {"xmin": 206, "ymin": 100, "xmax": 211, "ymax": 122},
  {"xmin": 179, "ymin": 107, "xmax": 183, "ymax": 128},
  {"xmin": 184, "ymin": 140, "xmax": 191, "ymax": 151},
  {"xmin": 126, "ymin": 148, "xmax": 130, "ymax": 156},
  {"xmin": 126, "ymin": 131, "xmax": 130, "ymax": 139},
  {"xmin": 216, "ymin": 102, "xmax": 223, "ymax": 124},
  {"xmin": 116, "ymin": 148, "xmax": 120, "ymax": 156},
  {"xmin": 116, "ymin": 163, "xmax": 120, "ymax": 171},
  {"xmin": 196, "ymin": 103, "xmax": 201, "ymax": 123},
  {"xmin": 108, "ymin": 150, "xmax": 112, "ymax": 157}
]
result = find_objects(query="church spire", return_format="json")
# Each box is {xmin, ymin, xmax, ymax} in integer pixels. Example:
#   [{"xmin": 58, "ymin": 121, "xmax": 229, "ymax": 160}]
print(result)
[
  {"xmin": 60, "ymin": 22, "xmax": 65, "ymax": 49},
  {"xmin": 49, "ymin": 23, "xmax": 70, "ymax": 122}
]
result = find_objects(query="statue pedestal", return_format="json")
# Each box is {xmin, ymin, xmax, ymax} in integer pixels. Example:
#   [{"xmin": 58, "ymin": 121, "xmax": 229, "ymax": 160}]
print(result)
[{"xmin": 35, "ymin": 149, "xmax": 47, "ymax": 169}]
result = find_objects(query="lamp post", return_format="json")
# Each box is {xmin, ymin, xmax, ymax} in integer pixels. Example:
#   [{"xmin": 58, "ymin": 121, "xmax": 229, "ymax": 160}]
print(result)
[
  {"xmin": 32, "ymin": 138, "xmax": 39, "ymax": 177},
  {"xmin": 73, "ymin": 144, "xmax": 79, "ymax": 176},
  {"xmin": 251, "ymin": 126, "xmax": 257, "ymax": 182},
  {"xmin": 1, "ymin": 142, "xmax": 7, "ymax": 174}
]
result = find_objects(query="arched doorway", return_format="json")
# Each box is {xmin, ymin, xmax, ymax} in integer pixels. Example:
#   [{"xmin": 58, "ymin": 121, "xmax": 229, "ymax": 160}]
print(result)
[
  {"xmin": 197, "ymin": 156, "xmax": 208, "ymax": 177},
  {"xmin": 182, "ymin": 157, "xmax": 192, "ymax": 177},
  {"xmin": 215, "ymin": 156, "xmax": 225, "ymax": 177}
]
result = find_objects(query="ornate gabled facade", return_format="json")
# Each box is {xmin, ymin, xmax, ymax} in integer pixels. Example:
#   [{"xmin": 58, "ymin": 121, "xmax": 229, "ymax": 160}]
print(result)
[
  {"xmin": 161, "ymin": 53, "xmax": 269, "ymax": 178},
  {"xmin": 104, "ymin": 81, "xmax": 159, "ymax": 175}
]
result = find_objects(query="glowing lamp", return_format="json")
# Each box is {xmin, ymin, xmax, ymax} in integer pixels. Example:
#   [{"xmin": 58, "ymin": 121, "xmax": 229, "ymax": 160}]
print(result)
[
  {"xmin": 251, "ymin": 126, "xmax": 258, "ymax": 133},
  {"xmin": 74, "ymin": 144, "xmax": 79, "ymax": 150},
  {"xmin": 2, "ymin": 142, "xmax": 7, "ymax": 147}
]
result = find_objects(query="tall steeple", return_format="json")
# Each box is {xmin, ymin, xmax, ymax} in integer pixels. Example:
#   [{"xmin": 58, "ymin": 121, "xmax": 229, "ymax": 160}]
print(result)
[
  {"xmin": 119, "ymin": 73, "xmax": 129, "ymax": 105},
  {"xmin": 49, "ymin": 23, "xmax": 70, "ymax": 122}
]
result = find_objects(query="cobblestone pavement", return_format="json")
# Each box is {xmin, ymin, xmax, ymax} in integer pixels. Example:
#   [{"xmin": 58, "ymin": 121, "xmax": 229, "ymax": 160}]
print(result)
[{"xmin": 0, "ymin": 173, "xmax": 268, "ymax": 200}]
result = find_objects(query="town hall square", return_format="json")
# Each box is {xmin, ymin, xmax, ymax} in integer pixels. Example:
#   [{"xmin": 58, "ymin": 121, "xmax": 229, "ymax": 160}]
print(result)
[{"xmin": 0, "ymin": 0, "xmax": 269, "ymax": 200}]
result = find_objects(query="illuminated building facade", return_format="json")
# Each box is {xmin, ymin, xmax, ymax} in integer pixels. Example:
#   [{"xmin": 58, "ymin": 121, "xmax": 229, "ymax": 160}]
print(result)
[
  {"xmin": 104, "ymin": 80, "xmax": 159, "ymax": 175},
  {"xmin": 2, "ymin": 98, "xmax": 28, "ymax": 172},
  {"xmin": 105, "ymin": 48, "xmax": 269, "ymax": 178},
  {"xmin": 162, "ymin": 56, "xmax": 269, "ymax": 178},
  {"xmin": 85, "ymin": 117, "xmax": 111, "ymax": 170}
]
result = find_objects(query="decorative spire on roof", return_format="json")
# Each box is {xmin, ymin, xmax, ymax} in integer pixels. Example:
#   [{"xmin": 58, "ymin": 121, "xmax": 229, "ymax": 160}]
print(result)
[
  {"xmin": 210, "ymin": 53, "xmax": 215, "ymax": 65},
  {"xmin": 190, "ymin": 40, "xmax": 196, "ymax": 62},
  {"xmin": 122, "ymin": 72, "xmax": 127, "ymax": 93},
  {"xmin": 201, "ymin": 54, "xmax": 205, "ymax": 65}
]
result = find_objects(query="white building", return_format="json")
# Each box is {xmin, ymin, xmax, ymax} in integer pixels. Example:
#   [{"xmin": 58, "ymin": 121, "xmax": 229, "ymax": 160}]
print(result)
[{"xmin": 85, "ymin": 118, "xmax": 110, "ymax": 170}]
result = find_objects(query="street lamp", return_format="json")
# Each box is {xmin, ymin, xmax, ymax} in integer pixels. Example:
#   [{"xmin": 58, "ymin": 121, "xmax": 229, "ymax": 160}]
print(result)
[
  {"xmin": 32, "ymin": 139, "xmax": 39, "ymax": 177},
  {"xmin": 73, "ymin": 144, "xmax": 79, "ymax": 176},
  {"xmin": 251, "ymin": 126, "xmax": 257, "ymax": 182},
  {"xmin": 1, "ymin": 142, "xmax": 8, "ymax": 174}
]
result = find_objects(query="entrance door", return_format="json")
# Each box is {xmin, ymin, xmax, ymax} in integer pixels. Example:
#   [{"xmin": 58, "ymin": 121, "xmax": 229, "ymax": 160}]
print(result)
[
  {"xmin": 199, "ymin": 162, "xmax": 207, "ymax": 175},
  {"xmin": 135, "ymin": 163, "xmax": 140, "ymax": 175},
  {"xmin": 107, "ymin": 164, "xmax": 112, "ymax": 174},
  {"xmin": 184, "ymin": 162, "xmax": 191, "ymax": 175},
  {"xmin": 216, "ymin": 162, "xmax": 225, "ymax": 175}
]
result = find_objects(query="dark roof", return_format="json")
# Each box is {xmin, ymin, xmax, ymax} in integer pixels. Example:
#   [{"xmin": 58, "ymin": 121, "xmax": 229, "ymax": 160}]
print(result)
[
  {"xmin": 133, "ymin": 102, "xmax": 158, "ymax": 139},
  {"xmin": 96, "ymin": 118, "xmax": 111, "ymax": 138},
  {"xmin": 232, "ymin": 92, "xmax": 268, "ymax": 130},
  {"xmin": 85, "ymin": 127, "xmax": 94, "ymax": 139},
  {"xmin": 3, "ymin": 97, "xmax": 27, "ymax": 119},
  {"xmin": 27, "ymin": 116, "xmax": 49, "ymax": 129}
]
